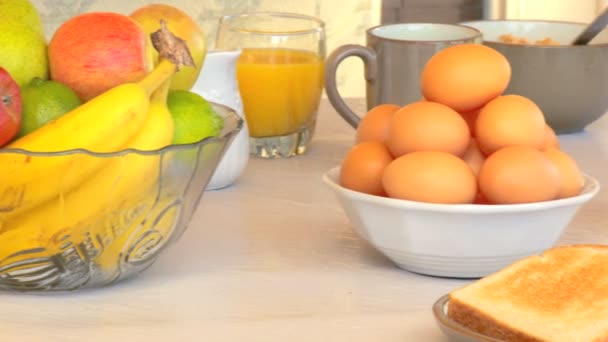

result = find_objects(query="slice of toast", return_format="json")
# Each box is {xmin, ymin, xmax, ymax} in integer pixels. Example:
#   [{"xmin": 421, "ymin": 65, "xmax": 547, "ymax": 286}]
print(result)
[{"xmin": 448, "ymin": 245, "xmax": 608, "ymax": 342}]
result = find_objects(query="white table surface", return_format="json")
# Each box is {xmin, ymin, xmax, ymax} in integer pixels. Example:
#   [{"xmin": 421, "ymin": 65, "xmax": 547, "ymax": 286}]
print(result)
[{"xmin": 2, "ymin": 99, "xmax": 607, "ymax": 342}]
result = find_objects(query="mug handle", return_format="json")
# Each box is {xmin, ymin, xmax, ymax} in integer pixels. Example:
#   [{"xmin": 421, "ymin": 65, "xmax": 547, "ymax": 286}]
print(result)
[{"xmin": 324, "ymin": 45, "xmax": 377, "ymax": 129}]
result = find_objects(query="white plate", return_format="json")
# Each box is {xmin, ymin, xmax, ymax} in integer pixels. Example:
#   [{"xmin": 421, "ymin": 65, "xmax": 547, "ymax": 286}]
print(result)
[{"xmin": 433, "ymin": 294, "xmax": 503, "ymax": 342}]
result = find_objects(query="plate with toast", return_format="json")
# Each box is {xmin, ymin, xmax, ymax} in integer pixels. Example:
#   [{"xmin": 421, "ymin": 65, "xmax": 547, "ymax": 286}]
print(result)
[
  {"xmin": 433, "ymin": 294, "xmax": 500, "ymax": 342},
  {"xmin": 433, "ymin": 244, "xmax": 608, "ymax": 341}
]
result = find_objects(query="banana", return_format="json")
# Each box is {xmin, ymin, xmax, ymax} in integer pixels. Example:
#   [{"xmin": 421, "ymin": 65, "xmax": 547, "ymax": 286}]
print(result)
[
  {"xmin": 0, "ymin": 84, "xmax": 149, "ymax": 220},
  {"xmin": 93, "ymin": 194, "xmax": 181, "ymax": 277},
  {"xmin": 0, "ymin": 56, "xmax": 182, "ymax": 224},
  {"xmin": 1, "ymin": 78, "xmax": 175, "ymax": 232},
  {"xmin": 0, "ymin": 79, "xmax": 175, "ymax": 274},
  {"xmin": 0, "ymin": 193, "xmax": 181, "ymax": 290},
  {"xmin": 0, "ymin": 21, "xmax": 196, "ymax": 289}
]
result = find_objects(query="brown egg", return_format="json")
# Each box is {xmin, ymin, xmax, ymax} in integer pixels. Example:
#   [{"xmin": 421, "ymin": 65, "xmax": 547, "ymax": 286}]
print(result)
[
  {"xmin": 340, "ymin": 141, "xmax": 393, "ymax": 196},
  {"xmin": 462, "ymin": 138, "xmax": 485, "ymax": 177},
  {"xmin": 382, "ymin": 151, "xmax": 477, "ymax": 204},
  {"xmin": 421, "ymin": 44, "xmax": 511, "ymax": 113},
  {"xmin": 542, "ymin": 124, "xmax": 560, "ymax": 150},
  {"xmin": 386, "ymin": 101, "xmax": 470, "ymax": 158},
  {"xmin": 478, "ymin": 146, "xmax": 561, "ymax": 204},
  {"xmin": 475, "ymin": 95, "xmax": 547, "ymax": 156},
  {"xmin": 460, "ymin": 108, "xmax": 480, "ymax": 137},
  {"xmin": 356, "ymin": 104, "xmax": 400, "ymax": 144},
  {"xmin": 544, "ymin": 148, "xmax": 584, "ymax": 199},
  {"xmin": 474, "ymin": 191, "xmax": 490, "ymax": 205}
]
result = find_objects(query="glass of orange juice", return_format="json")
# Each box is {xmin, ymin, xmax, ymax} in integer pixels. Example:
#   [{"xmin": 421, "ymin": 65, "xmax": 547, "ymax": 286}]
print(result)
[{"xmin": 216, "ymin": 12, "xmax": 326, "ymax": 158}]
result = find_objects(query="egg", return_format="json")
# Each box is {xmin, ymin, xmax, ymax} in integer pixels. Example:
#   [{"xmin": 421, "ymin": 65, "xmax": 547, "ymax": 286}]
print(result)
[
  {"xmin": 475, "ymin": 95, "xmax": 547, "ymax": 155},
  {"xmin": 340, "ymin": 141, "xmax": 393, "ymax": 196},
  {"xmin": 386, "ymin": 101, "xmax": 470, "ymax": 158},
  {"xmin": 544, "ymin": 147, "xmax": 584, "ymax": 199},
  {"xmin": 420, "ymin": 44, "xmax": 511, "ymax": 113},
  {"xmin": 382, "ymin": 151, "xmax": 477, "ymax": 204},
  {"xmin": 542, "ymin": 124, "xmax": 560, "ymax": 150},
  {"xmin": 478, "ymin": 146, "xmax": 561, "ymax": 204},
  {"xmin": 356, "ymin": 104, "xmax": 400, "ymax": 144},
  {"xmin": 474, "ymin": 191, "xmax": 490, "ymax": 205},
  {"xmin": 460, "ymin": 108, "xmax": 480, "ymax": 137},
  {"xmin": 462, "ymin": 138, "xmax": 485, "ymax": 176}
]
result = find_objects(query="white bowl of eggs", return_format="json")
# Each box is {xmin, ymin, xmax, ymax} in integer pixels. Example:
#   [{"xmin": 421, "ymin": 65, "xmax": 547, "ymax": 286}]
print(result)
[
  {"xmin": 324, "ymin": 167, "xmax": 598, "ymax": 278},
  {"xmin": 324, "ymin": 43, "xmax": 600, "ymax": 278}
]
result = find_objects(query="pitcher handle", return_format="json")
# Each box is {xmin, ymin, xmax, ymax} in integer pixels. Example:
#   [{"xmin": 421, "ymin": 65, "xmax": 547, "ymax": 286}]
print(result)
[{"xmin": 324, "ymin": 44, "xmax": 377, "ymax": 129}]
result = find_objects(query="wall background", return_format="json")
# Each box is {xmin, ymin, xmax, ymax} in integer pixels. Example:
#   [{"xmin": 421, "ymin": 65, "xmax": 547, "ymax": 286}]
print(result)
[
  {"xmin": 31, "ymin": 0, "xmax": 382, "ymax": 98},
  {"xmin": 28, "ymin": 1, "xmax": 608, "ymax": 98},
  {"xmin": 487, "ymin": 0, "xmax": 607, "ymax": 22}
]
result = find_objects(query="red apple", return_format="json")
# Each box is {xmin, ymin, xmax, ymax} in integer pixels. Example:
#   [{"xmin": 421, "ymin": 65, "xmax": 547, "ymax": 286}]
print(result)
[
  {"xmin": 0, "ymin": 67, "xmax": 22, "ymax": 146},
  {"xmin": 48, "ymin": 12, "xmax": 154, "ymax": 102}
]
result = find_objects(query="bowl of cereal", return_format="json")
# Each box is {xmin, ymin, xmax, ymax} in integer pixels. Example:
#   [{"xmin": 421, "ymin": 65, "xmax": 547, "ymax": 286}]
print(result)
[{"xmin": 460, "ymin": 20, "xmax": 608, "ymax": 133}]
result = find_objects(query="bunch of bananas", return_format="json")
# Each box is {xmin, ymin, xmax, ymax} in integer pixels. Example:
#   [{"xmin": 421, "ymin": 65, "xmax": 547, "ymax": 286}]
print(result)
[{"xmin": 0, "ymin": 22, "xmax": 192, "ymax": 280}]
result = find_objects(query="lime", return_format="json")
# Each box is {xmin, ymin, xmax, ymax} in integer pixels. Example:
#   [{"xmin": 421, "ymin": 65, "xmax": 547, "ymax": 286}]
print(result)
[
  {"xmin": 167, "ymin": 90, "xmax": 224, "ymax": 145},
  {"xmin": 18, "ymin": 78, "xmax": 82, "ymax": 137}
]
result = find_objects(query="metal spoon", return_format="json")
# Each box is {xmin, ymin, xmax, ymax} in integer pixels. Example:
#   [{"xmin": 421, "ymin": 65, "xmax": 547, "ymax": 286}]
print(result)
[{"xmin": 572, "ymin": 7, "xmax": 608, "ymax": 45}]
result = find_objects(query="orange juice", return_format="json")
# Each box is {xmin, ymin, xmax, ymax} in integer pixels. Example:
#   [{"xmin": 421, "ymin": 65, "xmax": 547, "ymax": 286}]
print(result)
[{"xmin": 236, "ymin": 48, "xmax": 324, "ymax": 137}]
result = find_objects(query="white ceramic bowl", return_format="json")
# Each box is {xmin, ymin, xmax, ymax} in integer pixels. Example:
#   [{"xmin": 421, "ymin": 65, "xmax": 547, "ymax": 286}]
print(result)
[{"xmin": 323, "ymin": 166, "xmax": 600, "ymax": 278}]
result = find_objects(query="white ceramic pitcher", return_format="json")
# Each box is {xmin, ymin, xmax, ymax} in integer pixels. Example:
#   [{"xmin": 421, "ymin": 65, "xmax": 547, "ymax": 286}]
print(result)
[{"xmin": 192, "ymin": 49, "xmax": 249, "ymax": 190}]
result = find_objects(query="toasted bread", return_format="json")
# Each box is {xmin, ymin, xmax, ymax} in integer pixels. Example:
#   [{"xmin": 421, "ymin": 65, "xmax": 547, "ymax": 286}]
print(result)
[{"xmin": 448, "ymin": 244, "xmax": 608, "ymax": 342}]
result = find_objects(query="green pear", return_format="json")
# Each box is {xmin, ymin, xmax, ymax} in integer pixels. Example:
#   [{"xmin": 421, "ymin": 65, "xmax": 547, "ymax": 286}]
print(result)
[
  {"xmin": 0, "ymin": 0, "xmax": 47, "ymax": 86},
  {"xmin": 0, "ymin": 21, "xmax": 48, "ymax": 87},
  {"xmin": 0, "ymin": 0, "xmax": 44, "ymax": 36}
]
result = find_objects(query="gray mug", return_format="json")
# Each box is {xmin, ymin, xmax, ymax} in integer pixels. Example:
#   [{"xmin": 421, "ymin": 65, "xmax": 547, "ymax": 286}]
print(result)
[{"xmin": 325, "ymin": 23, "xmax": 482, "ymax": 128}]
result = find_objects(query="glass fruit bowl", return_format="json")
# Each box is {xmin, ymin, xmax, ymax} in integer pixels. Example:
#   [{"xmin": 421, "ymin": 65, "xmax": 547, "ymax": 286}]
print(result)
[{"xmin": 0, "ymin": 102, "xmax": 242, "ymax": 292}]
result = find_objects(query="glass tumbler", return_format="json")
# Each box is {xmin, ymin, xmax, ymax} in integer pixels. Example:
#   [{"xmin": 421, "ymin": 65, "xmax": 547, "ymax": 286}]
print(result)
[{"xmin": 216, "ymin": 12, "xmax": 326, "ymax": 158}]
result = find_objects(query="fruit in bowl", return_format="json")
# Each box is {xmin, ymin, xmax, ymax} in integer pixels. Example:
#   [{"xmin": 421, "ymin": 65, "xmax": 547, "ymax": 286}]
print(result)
[
  {"xmin": 324, "ymin": 43, "xmax": 599, "ymax": 278},
  {"xmin": 130, "ymin": 3, "xmax": 207, "ymax": 91},
  {"xmin": 0, "ymin": 14, "xmax": 242, "ymax": 291},
  {"xmin": 0, "ymin": 67, "xmax": 22, "ymax": 146},
  {"xmin": 48, "ymin": 11, "xmax": 155, "ymax": 102},
  {"xmin": 0, "ymin": 0, "xmax": 47, "ymax": 87},
  {"xmin": 0, "ymin": 101, "xmax": 241, "ymax": 291}
]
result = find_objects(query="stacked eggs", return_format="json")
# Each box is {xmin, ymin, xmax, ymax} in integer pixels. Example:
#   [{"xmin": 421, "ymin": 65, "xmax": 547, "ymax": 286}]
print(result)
[{"xmin": 340, "ymin": 44, "xmax": 583, "ymax": 205}]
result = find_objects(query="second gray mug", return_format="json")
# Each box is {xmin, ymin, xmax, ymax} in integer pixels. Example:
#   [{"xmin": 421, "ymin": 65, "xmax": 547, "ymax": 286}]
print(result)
[{"xmin": 325, "ymin": 23, "xmax": 482, "ymax": 128}]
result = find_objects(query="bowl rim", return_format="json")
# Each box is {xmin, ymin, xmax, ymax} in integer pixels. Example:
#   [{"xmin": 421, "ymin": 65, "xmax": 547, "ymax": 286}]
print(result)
[
  {"xmin": 460, "ymin": 18, "xmax": 590, "ymax": 27},
  {"xmin": 432, "ymin": 294, "xmax": 503, "ymax": 342},
  {"xmin": 0, "ymin": 102, "xmax": 244, "ymax": 157},
  {"xmin": 459, "ymin": 19, "xmax": 608, "ymax": 48},
  {"xmin": 364, "ymin": 22, "xmax": 483, "ymax": 45},
  {"xmin": 323, "ymin": 166, "xmax": 600, "ymax": 214}
]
